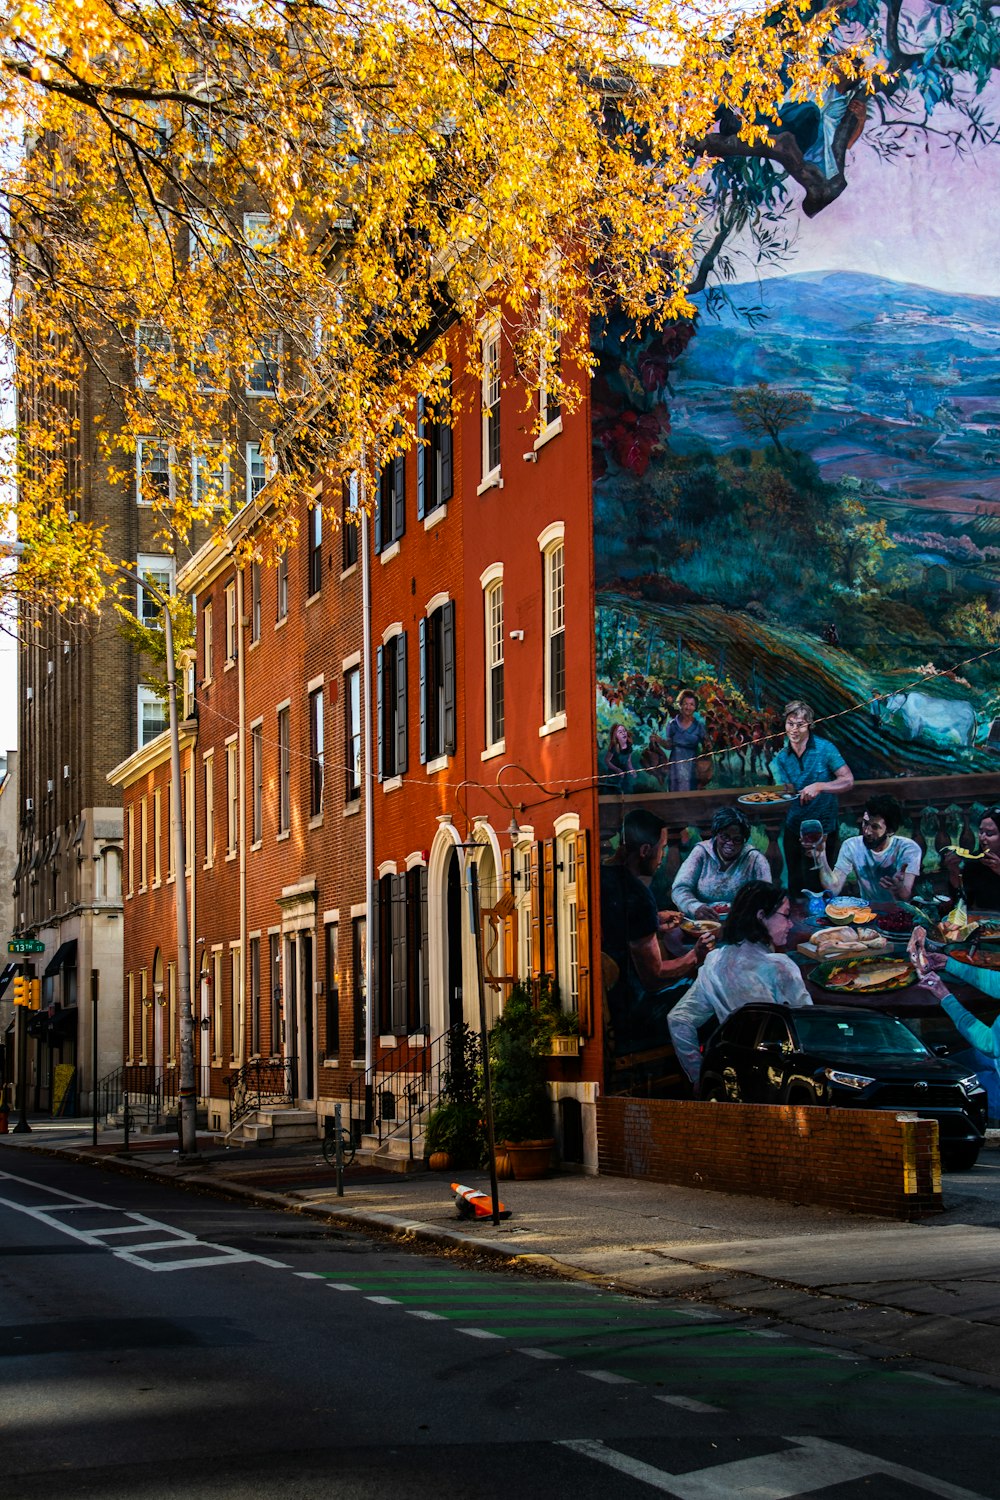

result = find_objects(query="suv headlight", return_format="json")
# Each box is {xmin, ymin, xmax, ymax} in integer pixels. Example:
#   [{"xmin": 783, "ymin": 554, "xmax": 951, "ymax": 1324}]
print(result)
[
  {"xmin": 959, "ymin": 1074, "xmax": 983, "ymax": 1094},
  {"xmin": 824, "ymin": 1068, "xmax": 875, "ymax": 1090}
]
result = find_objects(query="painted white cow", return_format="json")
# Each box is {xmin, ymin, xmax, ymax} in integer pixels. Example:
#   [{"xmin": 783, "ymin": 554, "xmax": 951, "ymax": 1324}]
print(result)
[{"xmin": 883, "ymin": 691, "xmax": 977, "ymax": 747}]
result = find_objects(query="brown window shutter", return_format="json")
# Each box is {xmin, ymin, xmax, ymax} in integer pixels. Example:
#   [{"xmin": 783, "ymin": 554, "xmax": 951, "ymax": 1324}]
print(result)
[
  {"xmin": 503, "ymin": 849, "xmax": 516, "ymax": 978},
  {"xmin": 542, "ymin": 837, "xmax": 556, "ymax": 981},
  {"xmin": 530, "ymin": 841, "xmax": 542, "ymax": 982},
  {"xmin": 575, "ymin": 829, "xmax": 592, "ymax": 1037}
]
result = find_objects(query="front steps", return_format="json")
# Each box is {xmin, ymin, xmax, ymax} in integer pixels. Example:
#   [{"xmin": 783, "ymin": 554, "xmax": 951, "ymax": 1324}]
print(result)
[{"xmin": 227, "ymin": 1106, "xmax": 319, "ymax": 1147}]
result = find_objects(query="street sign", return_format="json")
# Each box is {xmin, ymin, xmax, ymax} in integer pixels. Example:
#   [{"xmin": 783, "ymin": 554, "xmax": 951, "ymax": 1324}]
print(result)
[{"xmin": 8, "ymin": 939, "xmax": 44, "ymax": 954}]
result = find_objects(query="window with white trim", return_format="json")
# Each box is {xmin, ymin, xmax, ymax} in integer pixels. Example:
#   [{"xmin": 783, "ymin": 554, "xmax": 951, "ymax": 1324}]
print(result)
[
  {"xmin": 152, "ymin": 787, "xmax": 162, "ymax": 886},
  {"xmin": 374, "ymin": 436, "xmax": 405, "ymax": 553},
  {"xmin": 188, "ymin": 212, "xmax": 227, "ymax": 264},
  {"xmin": 342, "ymin": 474, "xmax": 360, "ymax": 569},
  {"xmin": 308, "ymin": 686, "xmax": 324, "ymax": 818},
  {"xmin": 515, "ymin": 842, "xmax": 533, "ymax": 981},
  {"xmin": 539, "ymin": 282, "xmax": 561, "ymax": 432},
  {"xmin": 251, "ymin": 722, "xmax": 263, "ymax": 843},
  {"xmin": 481, "ymin": 322, "xmax": 501, "ymax": 483},
  {"xmin": 226, "ymin": 739, "xmax": 238, "ymax": 855},
  {"xmin": 247, "ymin": 333, "xmax": 281, "ymax": 396},
  {"xmin": 136, "ymin": 555, "xmax": 174, "ymax": 629},
  {"xmin": 139, "ymin": 795, "xmax": 148, "ymax": 892},
  {"xmin": 202, "ymin": 600, "xmax": 214, "ymax": 682},
  {"xmin": 136, "ymin": 439, "xmax": 172, "ymax": 506},
  {"xmin": 243, "ymin": 212, "xmax": 277, "ymax": 253},
  {"xmin": 246, "ymin": 442, "xmax": 275, "ymax": 505},
  {"xmin": 224, "ymin": 580, "xmax": 238, "ymax": 664},
  {"xmin": 138, "ymin": 686, "xmax": 167, "ymax": 747},
  {"xmin": 204, "ymin": 751, "xmax": 215, "ymax": 867},
  {"xmin": 484, "ymin": 578, "xmax": 504, "ymax": 748},
  {"xmin": 543, "ymin": 537, "xmax": 566, "ymax": 722},
  {"xmin": 192, "ymin": 444, "xmax": 230, "ymax": 508},
  {"xmin": 277, "ymin": 704, "xmax": 291, "ymax": 833},
  {"xmin": 135, "ymin": 323, "xmax": 171, "ymax": 390},
  {"xmin": 192, "ymin": 330, "xmax": 223, "ymax": 392},
  {"xmin": 307, "ymin": 499, "xmax": 322, "ymax": 595},
  {"xmin": 419, "ymin": 601, "xmax": 455, "ymax": 764},
  {"xmin": 249, "ymin": 560, "xmax": 261, "ymax": 643},
  {"xmin": 417, "ymin": 366, "xmax": 453, "ymax": 518},
  {"xmin": 276, "ymin": 551, "xmax": 288, "ymax": 622},
  {"xmin": 345, "ymin": 665, "xmax": 361, "ymax": 802},
  {"xmin": 377, "ymin": 633, "xmax": 407, "ymax": 781},
  {"xmin": 557, "ymin": 832, "xmax": 579, "ymax": 1016}
]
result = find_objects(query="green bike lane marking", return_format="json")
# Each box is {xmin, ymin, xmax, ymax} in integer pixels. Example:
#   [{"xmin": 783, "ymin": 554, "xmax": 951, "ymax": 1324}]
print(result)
[{"xmin": 317, "ymin": 1268, "xmax": 998, "ymax": 1419}]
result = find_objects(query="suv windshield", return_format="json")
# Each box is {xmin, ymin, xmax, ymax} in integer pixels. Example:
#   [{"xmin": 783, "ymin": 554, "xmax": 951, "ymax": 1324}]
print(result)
[{"xmin": 792, "ymin": 1013, "xmax": 929, "ymax": 1057}]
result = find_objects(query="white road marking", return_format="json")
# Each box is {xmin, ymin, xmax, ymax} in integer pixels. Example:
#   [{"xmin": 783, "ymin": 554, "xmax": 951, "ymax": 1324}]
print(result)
[
  {"xmin": 365, "ymin": 1295, "xmax": 400, "ymax": 1305},
  {"xmin": 674, "ymin": 1308, "xmax": 723, "ymax": 1320},
  {"xmin": 751, "ymin": 1330, "xmax": 786, "ymax": 1339},
  {"xmin": 558, "ymin": 1435, "xmax": 994, "ymax": 1500},
  {"xmin": 457, "ymin": 1327, "xmax": 504, "ymax": 1339},
  {"xmin": 294, "ymin": 1271, "xmax": 324, "ymax": 1279},
  {"xmin": 0, "ymin": 1170, "xmax": 287, "ymax": 1274},
  {"xmin": 654, "ymin": 1394, "xmax": 724, "ymax": 1415},
  {"xmin": 327, "ymin": 1282, "xmax": 360, "ymax": 1291},
  {"xmin": 582, "ymin": 1370, "xmax": 635, "ymax": 1385},
  {"xmin": 409, "ymin": 1310, "xmax": 445, "ymax": 1321},
  {"xmin": 519, "ymin": 1348, "xmax": 564, "ymax": 1360}
]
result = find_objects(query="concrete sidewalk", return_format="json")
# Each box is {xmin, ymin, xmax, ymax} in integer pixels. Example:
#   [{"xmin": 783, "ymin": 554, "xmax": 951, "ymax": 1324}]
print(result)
[{"xmin": 5, "ymin": 1122, "xmax": 1000, "ymax": 1388}]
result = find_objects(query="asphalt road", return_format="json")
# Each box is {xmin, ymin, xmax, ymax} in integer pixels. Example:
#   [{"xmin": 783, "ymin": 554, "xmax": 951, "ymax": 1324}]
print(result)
[{"xmin": 2, "ymin": 1154, "xmax": 999, "ymax": 1500}]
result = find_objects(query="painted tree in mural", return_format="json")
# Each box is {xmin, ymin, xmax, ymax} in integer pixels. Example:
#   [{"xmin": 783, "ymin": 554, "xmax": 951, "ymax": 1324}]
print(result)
[{"xmin": 1, "ymin": 0, "xmax": 864, "ymax": 612}]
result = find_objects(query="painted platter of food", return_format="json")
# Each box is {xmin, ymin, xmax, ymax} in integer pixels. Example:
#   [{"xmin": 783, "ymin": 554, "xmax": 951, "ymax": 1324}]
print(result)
[
  {"xmin": 809, "ymin": 955, "xmax": 917, "ymax": 994},
  {"xmin": 949, "ymin": 946, "xmax": 1000, "ymax": 971},
  {"xmin": 737, "ymin": 791, "xmax": 796, "ymax": 806}
]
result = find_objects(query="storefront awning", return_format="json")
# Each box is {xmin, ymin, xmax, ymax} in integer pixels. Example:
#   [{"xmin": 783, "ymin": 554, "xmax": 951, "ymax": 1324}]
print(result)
[{"xmin": 44, "ymin": 940, "xmax": 78, "ymax": 977}]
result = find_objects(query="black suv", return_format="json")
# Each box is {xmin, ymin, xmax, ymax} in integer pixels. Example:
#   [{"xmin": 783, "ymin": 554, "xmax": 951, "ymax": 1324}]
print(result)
[{"xmin": 700, "ymin": 1003, "xmax": 988, "ymax": 1169}]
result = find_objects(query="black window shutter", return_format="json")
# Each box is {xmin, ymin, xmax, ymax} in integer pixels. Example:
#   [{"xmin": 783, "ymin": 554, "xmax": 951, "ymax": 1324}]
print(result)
[
  {"xmin": 419, "ymin": 866, "xmax": 429, "ymax": 1026},
  {"xmin": 416, "ymin": 396, "xmax": 426, "ymax": 521},
  {"xmin": 418, "ymin": 617, "xmax": 427, "ymax": 764},
  {"xmin": 440, "ymin": 365, "xmax": 453, "ymax": 503},
  {"xmin": 391, "ymin": 873, "xmax": 407, "ymax": 1033},
  {"xmin": 372, "ymin": 879, "xmax": 383, "ymax": 1030},
  {"xmin": 375, "ymin": 645, "xmax": 384, "ymax": 781},
  {"xmin": 393, "ymin": 448, "xmax": 406, "ymax": 541},
  {"xmin": 442, "ymin": 599, "xmax": 456, "ymax": 755},
  {"xmin": 373, "ymin": 468, "xmax": 383, "ymax": 554},
  {"xmin": 395, "ymin": 632, "xmax": 408, "ymax": 775},
  {"xmin": 379, "ymin": 879, "xmax": 393, "ymax": 1035}
]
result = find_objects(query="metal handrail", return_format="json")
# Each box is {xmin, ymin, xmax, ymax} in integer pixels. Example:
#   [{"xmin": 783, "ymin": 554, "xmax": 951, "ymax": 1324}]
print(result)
[
  {"xmin": 96, "ymin": 1061, "xmax": 211, "ymax": 1130},
  {"xmin": 226, "ymin": 1056, "xmax": 296, "ymax": 1127},
  {"xmin": 347, "ymin": 1023, "xmax": 476, "ymax": 1151}
]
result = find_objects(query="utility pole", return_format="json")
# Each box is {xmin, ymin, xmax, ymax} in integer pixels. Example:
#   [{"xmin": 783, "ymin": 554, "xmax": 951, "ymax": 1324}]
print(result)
[{"xmin": 118, "ymin": 567, "xmax": 197, "ymax": 1155}]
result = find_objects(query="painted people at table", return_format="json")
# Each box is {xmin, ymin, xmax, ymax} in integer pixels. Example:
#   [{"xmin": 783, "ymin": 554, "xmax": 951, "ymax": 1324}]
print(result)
[
  {"xmin": 664, "ymin": 690, "xmax": 706, "ymax": 793},
  {"xmin": 667, "ymin": 882, "xmax": 813, "ymax": 1089},
  {"xmin": 815, "ymin": 794, "xmax": 921, "ymax": 904},
  {"xmin": 942, "ymin": 808, "xmax": 1000, "ymax": 910},
  {"xmin": 601, "ymin": 722, "xmax": 636, "ymax": 794},
  {"xmin": 907, "ymin": 932, "xmax": 1000, "ymax": 1058},
  {"xmin": 600, "ymin": 809, "xmax": 714, "ymax": 1053},
  {"xmin": 671, "ymin": 806, "xmax": 772, "ymax": 919},
  {"xmin": 771, "ymin": 700, "xmax": 854, "ymax": 898}
]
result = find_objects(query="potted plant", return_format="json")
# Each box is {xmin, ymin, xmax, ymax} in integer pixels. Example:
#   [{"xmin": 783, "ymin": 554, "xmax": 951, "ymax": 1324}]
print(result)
[
  {"xmin": 535, "ymin": 979, "xmax": 582, "ymax": 1057},
  {"xmin": 423, "ymin": 1023, "xmax": 482, "ymax": 1170},
  {"xmin": 488, "ymin": 982, "xmax": 554, "ymax": 1179}
]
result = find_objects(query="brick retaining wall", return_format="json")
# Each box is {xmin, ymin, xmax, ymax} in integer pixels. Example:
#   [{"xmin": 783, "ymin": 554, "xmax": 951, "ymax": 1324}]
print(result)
[{"xmin": 597, "ymin": 1098, "xmax": 943, "ymax": 1219}]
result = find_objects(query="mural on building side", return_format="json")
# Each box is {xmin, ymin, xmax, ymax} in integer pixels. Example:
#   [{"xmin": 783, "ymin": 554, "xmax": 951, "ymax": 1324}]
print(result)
[{"xmin": 594, "ymin": 54, "xmax": 1000, "ymax": 1092}]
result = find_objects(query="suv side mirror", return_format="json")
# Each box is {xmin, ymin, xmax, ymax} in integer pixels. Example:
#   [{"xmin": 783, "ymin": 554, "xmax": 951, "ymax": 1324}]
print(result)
[
  {"xmin": 756, "ymin": 1040, "xmax": 784, "ymax": 1055},
  {"xmin": 931, "ymin": 1044, "xmax": 950, "ymax": 1057}
]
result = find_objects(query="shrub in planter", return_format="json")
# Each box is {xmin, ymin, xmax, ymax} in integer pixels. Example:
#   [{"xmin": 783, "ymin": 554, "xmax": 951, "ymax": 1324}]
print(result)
[
  {"xmin": 424, "ymin": 1023, "xmax": 483, "ymax": 1168},
  {"xmin": 488, "ymin": 983, "xmax": 553, "ymax": 1147}
]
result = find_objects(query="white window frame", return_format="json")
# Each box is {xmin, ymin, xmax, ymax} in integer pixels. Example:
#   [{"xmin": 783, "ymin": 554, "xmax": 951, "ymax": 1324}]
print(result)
[
  {"xmin": 231, "ymin": 943, "xmax": 243, "ymax": 1062},
  {"xmin": 250, "ymin": 718, "xmax": 263, "ymax": 845},
  {"xmin": 245, "ymin": 441, "xmax": 275, "ymax": 505},
  {"xmin": 556, "ymin": 826, "xmax": 580, "ymax": 1016},
  {"xmin": 246, "ymin": 332, "xmax": 282, "ymax": 397},
  {"xmin": 152, "ymin": 786, "xmax": 162, "ymax": 887},
  {"xmin": 277, "ymin": 702, "xmax": 291, "ymax": 835},
  {"xmin": 135, "ymin": 322, "xmax": 171, "ymax": 391},
  {"xmin": 202, "ymin": 600, "xmax": 214, "ymax": 684},
  {"xmin": 137, "ymin": 685, "xmax": 168, "ymax": 748},
  {"xmin": 136, "ymin": 438, "xmax": 173, "ymax": 507},
  {"xmin": 224, "ymin": 579, "xmax": 238, "ymax": 665},
  {"xmin": 203, "ymin": 749, "xmax": 215, "ymax": 869},
  {"xmin": 539, "ymin": 523, "xmax": 567, "ymax": 730},
  {"xmin": 514, "ymin": 838, "xmax": 533, "ymax": 982},
  {"xmin": 479, "ymin": 317, "xmax": 501, "ymax": 491},
  {"xmin": 192, "ymin": 443, "xmax": 231, "ymax": 509},
  {"xmin": 537, "ymin": 275, "xmax": 562, "ymax": 440},
  {"xmin": 243, "ymin": 212, "xmax": 277, "ymax": 253},
  {"xmin": 481, "ymin": 564, "xmax": 505, "ymax": 752},
  {"xmin": 192, "ymin": 329, "xmax": 224, "ymax": 393},
  {"xmin": 136, "ymin": 554, "xmax": 175, "ymax": 630},
  {"xmin": 226, "ymin": 737, "xmax": 239, "ymax": 856}
]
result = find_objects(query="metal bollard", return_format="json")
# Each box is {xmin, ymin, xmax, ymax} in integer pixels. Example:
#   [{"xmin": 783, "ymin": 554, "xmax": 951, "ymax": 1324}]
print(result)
[
  {"xmin": 334, "ymin": 1101, "xmax": 344, "ymax": 1198},
  {"xmin": 123, "ymin": 1091, "xmax": 131, "ymax": 1153}
]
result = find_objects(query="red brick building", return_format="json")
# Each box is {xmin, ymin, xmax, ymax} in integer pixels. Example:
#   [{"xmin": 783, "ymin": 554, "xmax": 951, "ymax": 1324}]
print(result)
[{"xmin": 111, "ymin": 302, "xmax": 602, "ymax": 1164}]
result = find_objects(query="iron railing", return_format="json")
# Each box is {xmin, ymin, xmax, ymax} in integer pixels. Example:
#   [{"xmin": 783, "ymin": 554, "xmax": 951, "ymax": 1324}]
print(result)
[
  {"xmin": 226, "ymin": 1056, "xmax": 296, "ymax": 1127},
  {"xmin": 346, "ymin": 1023, "xmax": 476, "ymax": 1156},
  {"xmin": 97, "ymin": 1062, "xmax": 211, "ymax": 1130}
]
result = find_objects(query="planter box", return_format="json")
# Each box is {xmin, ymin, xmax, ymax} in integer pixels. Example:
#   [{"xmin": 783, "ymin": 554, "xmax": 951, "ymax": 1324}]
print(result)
[{"xmin": 547, "ymin": 1035, "xmax": 580, "ymax": 1057}]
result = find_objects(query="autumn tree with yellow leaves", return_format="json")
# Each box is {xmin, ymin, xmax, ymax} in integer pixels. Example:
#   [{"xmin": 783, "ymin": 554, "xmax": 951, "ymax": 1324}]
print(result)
[{"xmin": 1, "ymin": 0, "xmax": 870, "ymax": 611}]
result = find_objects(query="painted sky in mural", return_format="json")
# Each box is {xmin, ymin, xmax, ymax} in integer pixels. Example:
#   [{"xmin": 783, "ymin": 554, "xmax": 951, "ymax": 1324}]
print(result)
[{"xmin": 594, "ymin": 115, "xmax": 1000, "ymax": 797}]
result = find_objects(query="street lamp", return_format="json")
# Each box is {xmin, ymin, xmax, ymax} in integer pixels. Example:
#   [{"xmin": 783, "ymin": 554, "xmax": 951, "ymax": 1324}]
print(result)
[{"xmin": 117, "ymin": 566, "xmax": 197, "ymax": 1155}]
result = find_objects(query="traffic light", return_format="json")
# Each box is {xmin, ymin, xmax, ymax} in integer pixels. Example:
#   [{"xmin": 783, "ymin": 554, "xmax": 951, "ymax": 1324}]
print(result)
[
  {"xmin": 11, "ymin": 974, "xmax": 26, "ymax": 1006},
  {"xmin": 28, "ymin": 979, "xmax": 40, "ymax": 1010}
]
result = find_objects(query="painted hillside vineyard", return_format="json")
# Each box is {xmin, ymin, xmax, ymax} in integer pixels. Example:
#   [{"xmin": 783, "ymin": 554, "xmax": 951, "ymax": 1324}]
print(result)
[{"xmin": 596, "ymin": 264, "xmax": 1000, "ymax": 788}]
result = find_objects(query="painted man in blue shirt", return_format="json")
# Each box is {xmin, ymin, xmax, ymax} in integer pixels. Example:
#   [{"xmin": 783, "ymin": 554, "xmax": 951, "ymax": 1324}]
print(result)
[{"xmin": 771, "ymin": 700, "xmax": 854, "ymax": 899}]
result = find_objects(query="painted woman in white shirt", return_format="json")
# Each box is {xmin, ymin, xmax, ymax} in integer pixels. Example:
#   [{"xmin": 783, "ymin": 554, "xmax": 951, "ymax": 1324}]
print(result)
[{"xmin": 668, "ymin": 881, "xmax": 813, "ymax": 1089}]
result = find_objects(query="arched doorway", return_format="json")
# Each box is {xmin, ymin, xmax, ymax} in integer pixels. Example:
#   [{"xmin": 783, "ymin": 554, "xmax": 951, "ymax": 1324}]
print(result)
[{"xmin": 445, "ymin": 850, "xmax": 464, "ymax": 1031}]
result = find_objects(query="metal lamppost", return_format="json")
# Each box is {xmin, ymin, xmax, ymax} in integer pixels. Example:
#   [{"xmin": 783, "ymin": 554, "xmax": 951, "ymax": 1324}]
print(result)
[{"xmin": 118, "ymin": 568, "xmax": 197, "ymax": 1155}]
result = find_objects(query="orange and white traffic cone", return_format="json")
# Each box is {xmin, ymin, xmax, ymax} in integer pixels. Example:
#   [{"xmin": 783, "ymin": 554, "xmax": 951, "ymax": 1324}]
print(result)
[{"xmin": 452, "ymin": 1182, "xmax": 511, "ymax": 1220}]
